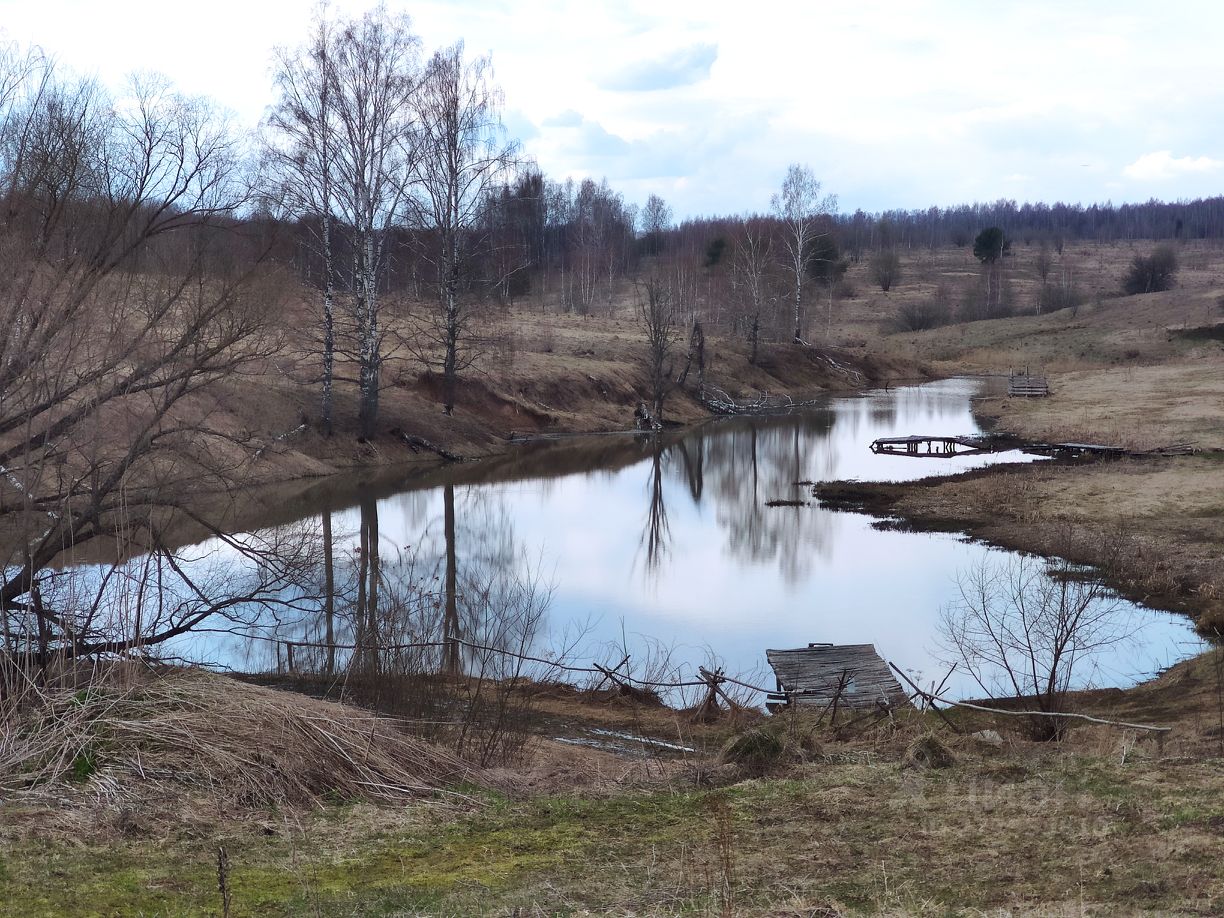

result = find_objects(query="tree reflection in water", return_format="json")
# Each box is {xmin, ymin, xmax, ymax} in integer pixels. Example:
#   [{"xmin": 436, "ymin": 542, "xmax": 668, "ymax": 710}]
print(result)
[
  {"xmin": 133, "ymin": 380, "xmax": 1199, "ymax": 702},
  {"xmin": 638, "ymin": 441, "xmax": 671, "ymax": 575},
  {"xmin": 702, "ymin": 411, "xmax": 839, "ymax": 583}
]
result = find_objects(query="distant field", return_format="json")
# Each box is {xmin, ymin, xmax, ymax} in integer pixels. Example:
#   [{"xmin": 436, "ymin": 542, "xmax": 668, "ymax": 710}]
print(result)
[{"xmin": 838, "ymin": 239, "xmax": 1224, "ymax": 372}]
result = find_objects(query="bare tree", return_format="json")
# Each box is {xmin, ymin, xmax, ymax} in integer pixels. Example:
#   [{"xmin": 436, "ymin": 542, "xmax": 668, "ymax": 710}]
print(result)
[
  {"xmin": 640, "ymin": 193, "xmax": 672, "ymax": 256},
  {"xmin": 937, "ymin": 554, "xmax": 1137, "ymax": 740},
  {"xmin": 1034, "ymin": 241, "xmax": 1053, "ymax": 287},
  {"xmin": 411, "ymin": 42, "xmax": 518, "ymax": 416},
  {"xmin": 0, "ymin": 54, "xmax": 307, "ymax": 664},
  {"xmin": 636, "ymin": 277, "xmax": 682, "ymax": 424},
  {"xmin": 327, "ymin": 7, "xmax": 422, "ymax": 437},
  {"xmin": 771, "ymin": 164, "xmax": 836, "ymax": 343},
  {"xmin": 869, "ymin": 249, "xmax": 902, "ymax": 292},
  {"xmin": 732, "ymin": 218, "xmax": 777, "ymax": 365},
  {"xmin": 266, "ymin": 14, "xmax": 339, "ymax": 435}
]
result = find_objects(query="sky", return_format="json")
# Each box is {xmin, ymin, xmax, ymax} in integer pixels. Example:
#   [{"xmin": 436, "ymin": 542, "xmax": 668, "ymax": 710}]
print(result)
[{"xmin": 3, "ymin": 0, "xmax": 1223, "ymax": 219}]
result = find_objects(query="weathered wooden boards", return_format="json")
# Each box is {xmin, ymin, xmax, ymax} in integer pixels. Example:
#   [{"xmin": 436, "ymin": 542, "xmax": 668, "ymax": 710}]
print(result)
[
  {"xmin": 1008, "ymin": 374, "xmax": 1050, "ymax": 397},
  {"xmin": 869, "ymin": 434, "xmax": 992, "ymax": 457},
  {"xmin": 868, "ymin": 434, "xmax": 1192, "ymax": 460},
  {"xmin": 766, "ymin": 643, "xmax": 912, "ymax": 712}
]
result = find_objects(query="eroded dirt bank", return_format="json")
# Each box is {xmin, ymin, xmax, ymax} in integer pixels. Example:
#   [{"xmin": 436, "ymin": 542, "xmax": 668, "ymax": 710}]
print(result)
[{"xmin": 214, "ymin": 310, "xmax": 925, "ymax": 488}]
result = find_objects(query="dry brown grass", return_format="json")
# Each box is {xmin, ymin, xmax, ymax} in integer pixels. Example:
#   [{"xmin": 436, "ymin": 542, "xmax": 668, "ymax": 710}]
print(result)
[
  {"xmin": 840, "ymin": 238, "xmax": 1224, "ymax": 370},
  {"xmin": 0, "ymin": 667, "xmax": 482, "ymax": 820},
  {"xmin": 977, "ymin": 361, "xmax": 1224, "ymax": 450},
  {"xmin": 839, "ymin": 457, "xmax": 1224, "ymax": 638}
]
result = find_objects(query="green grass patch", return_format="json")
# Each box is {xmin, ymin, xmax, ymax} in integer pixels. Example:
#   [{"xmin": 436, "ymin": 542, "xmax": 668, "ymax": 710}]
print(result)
[{"xmin": 3, "ymin": 758, "xmax": 1224, "ymax": 915}]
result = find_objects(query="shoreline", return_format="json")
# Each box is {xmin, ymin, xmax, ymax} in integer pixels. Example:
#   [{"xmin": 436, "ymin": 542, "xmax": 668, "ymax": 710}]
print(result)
[{"xmin": 814, "ymin": 402, "xmax": 1223, "ymax": 638}]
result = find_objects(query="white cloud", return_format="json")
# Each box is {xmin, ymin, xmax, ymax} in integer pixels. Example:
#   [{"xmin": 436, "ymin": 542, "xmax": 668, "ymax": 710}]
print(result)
[
  {"xmin": 1123, "ymin": 150, "xmax": 1224, "ymax": 181},
  {"xmin": 5, "ymin": 0, "xmax": 1224, "ymax": 216},
  {"xmin": 597, "ymin": 43, "xmax": 717, "ymax": 92}
]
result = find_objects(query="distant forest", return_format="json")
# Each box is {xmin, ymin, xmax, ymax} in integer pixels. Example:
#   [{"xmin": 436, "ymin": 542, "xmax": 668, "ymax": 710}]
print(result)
[
  {"xmin": 828, "ymin": 196, "xmax": 1224, "ymax": 253},
  {"xmin": 280, "ymin": 171, "xmax": 1224, "ymax": 311}
]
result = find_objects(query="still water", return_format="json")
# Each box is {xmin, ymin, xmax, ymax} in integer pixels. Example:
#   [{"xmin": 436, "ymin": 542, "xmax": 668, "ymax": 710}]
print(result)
[{"xmin": 182, "ymin": 378, "xmax": 1201, "ymax": 700}]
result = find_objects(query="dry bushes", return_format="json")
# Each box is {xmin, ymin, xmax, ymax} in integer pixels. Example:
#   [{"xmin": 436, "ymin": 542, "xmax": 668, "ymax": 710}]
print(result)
[
  {"xmin": 904, "ymin": 733, "xmax": 955, "ymax": 769},
  {"xmin": 718, "ymin": 714, "xmax": 823, "ymax": 775},
  {"xmin": 0, "ymin": 668, "xmax": 480, "ymax": 811}
]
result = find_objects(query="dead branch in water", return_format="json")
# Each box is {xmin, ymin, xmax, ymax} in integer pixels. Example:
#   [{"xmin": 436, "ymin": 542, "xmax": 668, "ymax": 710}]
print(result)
[{"xmin": 698, "ymin": 384, "xmax": 829, "ymax": 416}]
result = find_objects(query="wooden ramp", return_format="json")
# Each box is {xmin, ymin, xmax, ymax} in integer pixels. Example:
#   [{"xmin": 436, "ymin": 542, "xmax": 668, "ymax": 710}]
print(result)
[{"xmin": 766, "ymin": 643, "xmax": 912, "ymax": 712}]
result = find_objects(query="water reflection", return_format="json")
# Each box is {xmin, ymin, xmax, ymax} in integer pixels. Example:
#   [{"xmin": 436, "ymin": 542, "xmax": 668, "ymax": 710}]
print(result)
[
  {"xmin": 136, "ymin": 380, "xmax": 1207, "ymax": 697},
  {"xmin": 639, "ymin": 443, "xmax": 671, "ymax": 575}
]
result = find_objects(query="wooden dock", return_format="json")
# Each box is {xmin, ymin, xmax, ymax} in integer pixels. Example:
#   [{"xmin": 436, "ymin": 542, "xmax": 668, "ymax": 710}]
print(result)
[
  {"xmin": 766, "ymin": 643, "xmax": 912, "ymax": 712},
  {"xmin": 1029, "ymin": 441, "xmax": 1126, "ymax": 457},
  {"xmin": 1008, "ymin": 373, "xmax": 1050, "ymax": 398},
  {"xmin": 869, "ymin": 434, "xmax": 992, "ymax": 457},
  {"xmin": 869, "ymin": 434, "xmax": 1150, "ymax": 460}
]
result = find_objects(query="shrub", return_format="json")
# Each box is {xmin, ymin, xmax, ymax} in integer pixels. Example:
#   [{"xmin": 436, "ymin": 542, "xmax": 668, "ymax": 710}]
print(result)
[
  {"xmin": 958, "ymin": 274, "xmax": 1016, "ymax": 322},
  {"xmin": 904, "ymin": 733, "xmax": 955, "ymax": 769},
  {"xmin": 1121, "ymin": 244, "xmax": 1178, "ymax": 295},
  {"xmin": 869, "ymin": 250, "xmax": 902, "ymax": 292},
  {"xmin": 719, "ymin": 727, "xmax": 785, "ymax": 774},
  {"xmin": 718, "ymin": 716, "xmax": 823, "ymax": 775},
  {"xmin": 892, "ymin": 301, "xmax": 951, "ymax": 332},
  {"xmin": 1038, "ymin": 278, "xmax": 1087, "ymax": 314}
]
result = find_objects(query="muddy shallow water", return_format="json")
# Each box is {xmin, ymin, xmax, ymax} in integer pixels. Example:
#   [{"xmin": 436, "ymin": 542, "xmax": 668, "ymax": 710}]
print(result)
[{"xmin": 156, "ymin": 377, "xmax": 1203, "ymax": 701}]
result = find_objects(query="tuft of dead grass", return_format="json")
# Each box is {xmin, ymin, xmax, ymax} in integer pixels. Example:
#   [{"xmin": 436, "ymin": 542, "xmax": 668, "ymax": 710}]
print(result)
[
  {"xmin": 718, "ymin": 715, "xmax": 825, "ymax": 775},
  {"xmin": 904, "ymin": 733, "xmax": 956, "ymax": 769},
  {"xmin": 0, "ymin": 667, "xmax": 482, "ymax": 814}
]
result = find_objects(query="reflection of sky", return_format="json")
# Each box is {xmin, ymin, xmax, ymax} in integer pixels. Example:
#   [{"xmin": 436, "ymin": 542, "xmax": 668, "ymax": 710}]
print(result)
[{"xmin": 175, "ymin": 379, "xmax": 1202, "ymax": 698}]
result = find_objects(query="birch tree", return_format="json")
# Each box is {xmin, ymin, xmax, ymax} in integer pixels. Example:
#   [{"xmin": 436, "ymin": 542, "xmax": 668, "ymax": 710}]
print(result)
[
  {"xmin": 770, "ymin": 164, "xmax": 836, "ymax": 343},
  {"xmin": 267, "ymin": 15, "xmax": 339, "ymax": 434},
  {"xmin": 412, "ymin": 42, "xmax": 518, "ymax": 416},
  {"xmin": 732, "ymin": 217, "xmax": 777, "ymax": 365},
  {"xmin": 328, "ymin": 7, "xmax": 421, "ymax": 437}
]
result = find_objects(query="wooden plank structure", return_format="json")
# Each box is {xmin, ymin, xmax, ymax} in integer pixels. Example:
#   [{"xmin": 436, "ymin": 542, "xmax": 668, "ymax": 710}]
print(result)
[
  {"xmin": 1029, "ymin": 441, "xmax": 1126, "ymax": 458},
  {"xmin": 868, "ymin": 433, "xmax": 1160, "ymax": 461},
  {"xmin": 766, "ymin": 643, "xmax": 912, "ymax": 712},
  {"xmin": 869, "ymin": 434, "xmax": 992, "ymax": 457},
  {"xmin": 1008, "ymin": 372, "xmax": 1050, "ymax": 398}
]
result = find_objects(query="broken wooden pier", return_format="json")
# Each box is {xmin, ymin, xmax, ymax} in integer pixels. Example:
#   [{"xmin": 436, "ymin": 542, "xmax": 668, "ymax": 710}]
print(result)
[
  {"xmin": 868, "ymin": 434, "xmax": 1171, "ymax": 460},
  {"xmin": 869, "ymin": 434, "xmax": 993, "ymax": 457},
  {"xmin": 766, "ymin": 643, "xmax": 912, "ymax": 713}
]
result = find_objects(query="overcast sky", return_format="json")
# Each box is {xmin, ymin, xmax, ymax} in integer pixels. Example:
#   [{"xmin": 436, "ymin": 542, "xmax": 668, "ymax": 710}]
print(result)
[{"xmin": 4, "ymin": 0, "xmax": 1223, "ymax": 219}]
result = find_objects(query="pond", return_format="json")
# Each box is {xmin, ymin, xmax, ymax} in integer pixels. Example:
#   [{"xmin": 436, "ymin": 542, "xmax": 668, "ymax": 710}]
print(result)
[{"xmin": 161, "ymin": 377, "xmax": 1202, "ymax": 702}]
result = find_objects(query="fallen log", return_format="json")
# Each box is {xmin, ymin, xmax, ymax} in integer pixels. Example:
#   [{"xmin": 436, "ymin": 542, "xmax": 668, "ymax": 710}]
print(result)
[{"xmin": 389, "ymin": 428, "xmax": 464, "ymax": 462}]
